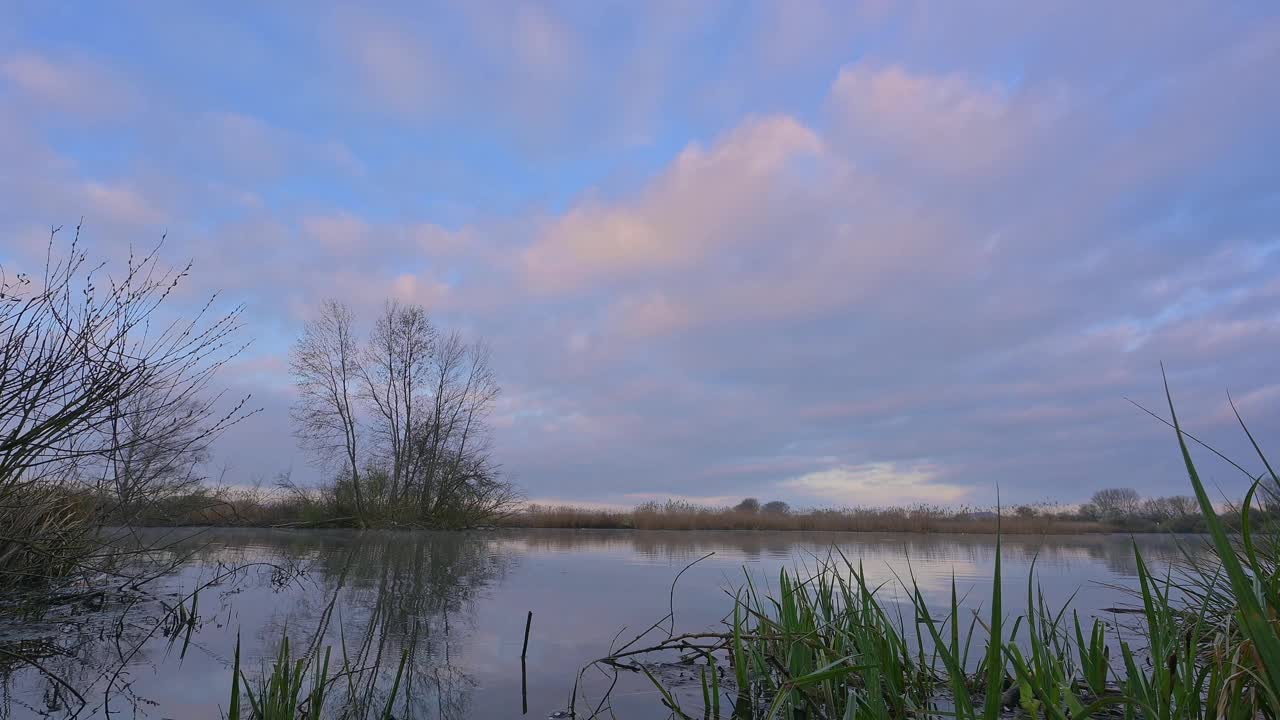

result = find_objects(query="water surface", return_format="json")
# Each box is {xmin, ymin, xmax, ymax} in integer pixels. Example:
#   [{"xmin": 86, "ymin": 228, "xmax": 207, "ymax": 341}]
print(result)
[{"xmin": 0, "ymin": 529, "xmax": 1201, "ymax": 718}]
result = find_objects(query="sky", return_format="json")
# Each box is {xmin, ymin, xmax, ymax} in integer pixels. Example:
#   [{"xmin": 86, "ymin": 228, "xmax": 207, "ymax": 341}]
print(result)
[{"xmin": 2, "ymin": 1, "xmax": 1278, "ymax": 509}]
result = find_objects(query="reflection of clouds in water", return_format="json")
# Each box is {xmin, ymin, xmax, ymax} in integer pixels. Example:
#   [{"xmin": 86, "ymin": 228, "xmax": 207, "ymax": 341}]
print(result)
[
  {"xmin": 495, "ymin": 529, "xmax": 1192, "ymax": 567},
  {"xmin": 492, "ymin": 528, "xmax": 1202, "ymax": 618},
  {"xmin": 495, "ymin": 529, "xmax": 1208, "ymax": 631}
]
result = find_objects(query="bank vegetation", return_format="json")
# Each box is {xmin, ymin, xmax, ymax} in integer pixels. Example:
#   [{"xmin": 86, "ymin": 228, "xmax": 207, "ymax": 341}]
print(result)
[{"xmin": 503, "ymin": 486, "xmax": 1231, "ymax": 534}]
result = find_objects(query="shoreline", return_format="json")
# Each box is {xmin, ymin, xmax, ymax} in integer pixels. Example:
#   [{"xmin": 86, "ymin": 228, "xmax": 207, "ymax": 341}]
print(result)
[{"xmin": 122, "ymin": 521, "xmax": 1196, "ymax": 536}]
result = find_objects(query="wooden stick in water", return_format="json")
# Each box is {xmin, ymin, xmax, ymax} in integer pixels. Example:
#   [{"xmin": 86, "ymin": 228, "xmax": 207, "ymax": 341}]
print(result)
[
  {"xmin": 522, "ymin": 610, "xmax": 533, "ymax": 659},
  {"xmin": 521, "ymin": 611, "xmax": 532, "ymax": 715}
]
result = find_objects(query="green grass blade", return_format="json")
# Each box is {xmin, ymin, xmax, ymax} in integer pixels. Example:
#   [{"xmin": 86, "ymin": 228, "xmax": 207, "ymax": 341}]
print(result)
[{"xmin": 1163, "ymin": 369, "xmax": 1280, "ymax": 701}]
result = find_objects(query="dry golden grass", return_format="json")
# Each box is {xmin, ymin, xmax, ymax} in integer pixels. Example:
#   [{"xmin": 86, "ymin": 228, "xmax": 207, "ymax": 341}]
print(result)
[{"xmin": 0, "ymin": 484, "xmax": 97, "ymax": 590}]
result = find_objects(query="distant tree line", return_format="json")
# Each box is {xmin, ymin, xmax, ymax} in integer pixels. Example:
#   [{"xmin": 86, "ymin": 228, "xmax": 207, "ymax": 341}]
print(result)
[
  {"xmin": 734, "ymin": 497, "xmax": 791, "ymax": 515},
  {"xmin": 289, "ymin": 299, "xmax": 516, "ymax": 528},
  {"xmin": 1072, "ymin": 487, "xmax": 1204, "ymax": 531},
  {"xmin": 725, "ymin": 487, "xmax": 1216, "ymax": 533}
]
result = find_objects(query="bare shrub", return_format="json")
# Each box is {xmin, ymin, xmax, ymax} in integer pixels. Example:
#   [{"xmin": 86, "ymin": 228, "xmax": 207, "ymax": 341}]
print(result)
[{"xmin": 0, "ymin": 224, "xmax": 253, "ymax": 591}]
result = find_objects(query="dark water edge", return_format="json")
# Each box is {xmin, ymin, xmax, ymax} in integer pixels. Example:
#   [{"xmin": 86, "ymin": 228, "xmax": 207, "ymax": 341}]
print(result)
[{"xmin": 0, "ymin": 529, "xmax": 1206, "ymax": 719}]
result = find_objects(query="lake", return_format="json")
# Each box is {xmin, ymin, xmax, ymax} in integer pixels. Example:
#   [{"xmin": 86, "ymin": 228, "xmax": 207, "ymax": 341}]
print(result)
[{"xmin": 0, "ymin": 529, "xmax": 1202, "ymax": 719}]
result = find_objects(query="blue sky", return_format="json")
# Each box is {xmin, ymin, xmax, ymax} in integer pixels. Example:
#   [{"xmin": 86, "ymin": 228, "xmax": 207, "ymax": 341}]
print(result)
[{"xmin": 3, "ymin": 1, "xmax": 1278, "ymax": 508}]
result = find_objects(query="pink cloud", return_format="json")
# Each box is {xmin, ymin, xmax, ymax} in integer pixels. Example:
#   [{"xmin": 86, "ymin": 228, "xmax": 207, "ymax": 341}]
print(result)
[{"xmin": 522, "ymin": 116, "xmax": 823, "ymax": 292}]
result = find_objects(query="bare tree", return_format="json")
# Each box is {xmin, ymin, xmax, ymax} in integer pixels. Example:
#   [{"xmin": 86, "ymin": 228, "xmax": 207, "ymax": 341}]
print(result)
[
  {"xmin": 100, "ymin": 387, "xmax": 212, "ymax": 513},
  {"xmin": 290, "ymin": 300, "xmax": 515, "ymax": 527},
  {"xmin": 414, "ymin": 330, "xmax": 466, "ymax": 513},
  {"xmin": 0, "ymin": 224, "xmax": 253, "ymax": 590},
  {"xmin": 1165, "ymin": 495, "xmax": 1198, "ymax": 517},
  {"xmin": 290, "ymin": 300, "xmax": 368, "ymax": 523},
  {"xmin": 419, "ymin": 337, "xmax": 506, "ymax": 525},
  {"xmin": 1089, "ymin": 488, "xmax": 1142, "ymax": 519},
  {"xmin": 360, "ymin": 301, "xmax": 434, "ymax": 505},
  {"xmin": 762, "ymin": 500, "xmax": 790, "ymax": 515},
  {"xmin": 734, "ymin": 498, "xmax": 761, "ymax": 514}
]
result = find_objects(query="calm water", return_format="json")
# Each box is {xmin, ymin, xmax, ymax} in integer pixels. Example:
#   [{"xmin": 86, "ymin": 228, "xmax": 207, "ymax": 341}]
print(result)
[{"xmin": 0, "ymin": 529, "xmax": 1202, "ymax": 719}]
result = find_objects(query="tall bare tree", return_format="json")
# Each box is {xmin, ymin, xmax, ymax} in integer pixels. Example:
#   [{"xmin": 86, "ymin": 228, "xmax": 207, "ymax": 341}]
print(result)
[
  {"xmin": 290, "ymin": 300, "xmax": 368, "ymax": 523},
  {"xmin": 360, "ymin": 301, "xmax": 434, "ymax": 504},
  {"xmin": 289, "ymin": 299, "xmax": 515, "ymax": 527},
  {"xmin": 416, "ymin": 334, "xmax": 504, "ymax": 523}
]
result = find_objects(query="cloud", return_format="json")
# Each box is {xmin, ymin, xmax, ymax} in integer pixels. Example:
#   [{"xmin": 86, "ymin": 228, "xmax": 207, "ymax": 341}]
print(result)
[
  {"xmin": 200, "ymin": 112, "xmax": 365, "ymax": 181},
  {"xmin": 522, "ymin": 498, "xmax": 629, "ymax": 511},
  {"xmin": 339, "ymin": 11, "xmax": 447, "ymax": 117},
  {"xmin": 781, "ymin": 463, "xmax": 970, "ymax": 507},
  {"xmin": 301, "ymin": 212, "xmax": 371, "ymax": 254},
  {"xmin": 332, "ymin": 4, "xmax": 582, "ymax": 132},
  {"xmin": 81, "ymin": 181, "xmax": 166, "ymax": 227},
  {"xmin": 827, "ymin": 63, "xmax": 1065, "ymax": 180},
  {"xmin": 1213, "ymin": 385, "xmax": 1280, "ymax": 427},
  {"xmin": 620, "ymin": 492, "xmax": 748, "ymax": 508},
  {"xmin": 511, "ymin": 4, "xmax": 574, "ymax": 78},
  {"xmin": 523, "ymin": 116, "xmax": 823, "ymax": 293},
  {"xmin": 387, "ymin": 272, "xmax": 450, "ymax": 308},
  {"xmin": 1, "ymin": 52, "xmax": 137, "ymax": 118}
]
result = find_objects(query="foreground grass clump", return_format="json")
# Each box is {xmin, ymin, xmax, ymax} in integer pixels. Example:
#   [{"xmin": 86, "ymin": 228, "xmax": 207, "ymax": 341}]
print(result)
[
  {"xmin": 613, "ymin": 545, "xmax": 1246, "ymax": 720},
  {"xmin": 229, "ymin": 633, "xmax": 408, "ymax": 720},
  {"xmin": 570, "ymin": 379, "xmax": 1280, "ymax": 719}
]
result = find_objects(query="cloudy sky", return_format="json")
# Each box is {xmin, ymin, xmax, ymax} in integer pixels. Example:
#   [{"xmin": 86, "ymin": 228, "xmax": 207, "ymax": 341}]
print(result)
[{"xmin": 3, "ymin": 2, "xmax": 1278, "ymax": 508}]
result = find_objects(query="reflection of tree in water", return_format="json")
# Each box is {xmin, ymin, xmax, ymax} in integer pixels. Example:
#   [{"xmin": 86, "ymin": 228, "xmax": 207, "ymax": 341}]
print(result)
[
  {"xmin": 289, "ymin": 531, "xmax": 512, "ymax": 719},
  {"xmin": 0, "ymin": 529, "xmax": 512, "ymax": 719},
  {"xmin": 0, "ymin": 536, "xmax": 236, "ymax": 718}
]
